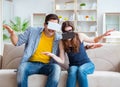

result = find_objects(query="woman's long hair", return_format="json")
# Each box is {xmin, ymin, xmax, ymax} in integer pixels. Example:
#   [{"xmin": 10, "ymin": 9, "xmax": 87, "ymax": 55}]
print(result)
[{"xmin": 62, "ymin": 21, "xmax": 81, "ymax": 53}]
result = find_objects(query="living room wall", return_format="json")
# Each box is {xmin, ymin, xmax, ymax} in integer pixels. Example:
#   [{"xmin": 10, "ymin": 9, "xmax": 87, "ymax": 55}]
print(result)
[
  {"xmin": 97, "ymin": 0, "xmax": 120, "ymax": 34},
  {"xmin": 13, "ymin": 0, "xmax": 54, "ymax": 20},
  {"xmin": 1, "ymin": 0, "xmax": 120, "ymax": 55}
]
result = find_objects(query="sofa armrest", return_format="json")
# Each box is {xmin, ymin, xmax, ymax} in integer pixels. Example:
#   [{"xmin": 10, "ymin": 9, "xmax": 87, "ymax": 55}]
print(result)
[{"xmin": 0, "ymin": 55, "xmax": 2, "ymax": 69}]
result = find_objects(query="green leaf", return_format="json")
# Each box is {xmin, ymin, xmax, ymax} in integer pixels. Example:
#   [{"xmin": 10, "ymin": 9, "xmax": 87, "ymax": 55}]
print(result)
[
  {"xmin": 9, "ymin": 16, "xmax": 30, "ymax": 32},
  {"xmin": 3, "ymin": 34, "xmax": 9, "ymax": 40}
]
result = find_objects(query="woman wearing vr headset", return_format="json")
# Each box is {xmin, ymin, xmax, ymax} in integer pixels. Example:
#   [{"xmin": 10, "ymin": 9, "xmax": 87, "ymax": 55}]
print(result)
[{"xmin": 43, "ymin": 21, "xmax": 114, "ymax": 87}]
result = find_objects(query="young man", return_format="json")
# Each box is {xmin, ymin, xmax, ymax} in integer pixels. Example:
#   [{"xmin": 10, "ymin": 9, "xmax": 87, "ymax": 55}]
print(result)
[{"xmin": 3, "ymin": 14, "xmax": 64, "ymax": 87}]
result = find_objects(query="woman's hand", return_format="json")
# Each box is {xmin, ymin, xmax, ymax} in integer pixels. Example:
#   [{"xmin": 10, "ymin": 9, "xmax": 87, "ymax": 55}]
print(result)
[
  {"xmin": 41, "ymin": 52, "xmax": 64, "ymax": 64},
  {"xmin": 103, "ymin": 29, "xmax": 115, "ymax": 36},
  {"xmin": 41, "ymin": 52, "xmax": 55, "ymax": 57},
  {"xmin": 86, "ymin": 43, "xmax": 103, "ymax": 49},
  {"xmin": 89, "ymin": 43, "xmax": 103, "ymax": 49},
  {"xmin": 94, "ymin": 29, "xmax": 115, "ymax": 43}
]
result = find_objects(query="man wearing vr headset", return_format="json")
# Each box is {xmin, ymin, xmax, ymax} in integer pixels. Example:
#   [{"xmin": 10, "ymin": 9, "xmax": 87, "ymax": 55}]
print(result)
[{"xmin": 3, "ymin": 14, "xmax": 62, "ymax": 87}]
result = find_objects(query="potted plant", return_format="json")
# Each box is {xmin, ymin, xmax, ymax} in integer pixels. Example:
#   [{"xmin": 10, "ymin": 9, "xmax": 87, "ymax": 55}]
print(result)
[
  {"xmin": 80, "ymin": 3, "xmax": 86, "ymax": 9},
  {"xmin": 58, "ymin": 15, "xmax": 63, "ymax": 21},
  {"xmin": 9, "ymin": 16, "xmax": 30, "ymax": 33},
  {"xmin": 85, "ymin": 15, "xmax": 89, "ymax": 21},
  {"xmin": 3, "ymin": 16, "xmax": 30, "ymax": 41}
]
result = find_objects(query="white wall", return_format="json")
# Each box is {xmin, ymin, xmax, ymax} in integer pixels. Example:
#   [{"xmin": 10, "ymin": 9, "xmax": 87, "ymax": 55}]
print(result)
[
  {"xmin": 98, "ymin": 0, "xmax": 120, "ymax": 34},
  {"xmin": 0, "ymin": 0, "xmax": 3, "ymax": 55},
  {"xmin": 13, "ymin": 0, "xmax": 54, "ymax": 20},
  {"xmin": 3, "ymin": 0, "xmax": 14, "ymax": 23}
]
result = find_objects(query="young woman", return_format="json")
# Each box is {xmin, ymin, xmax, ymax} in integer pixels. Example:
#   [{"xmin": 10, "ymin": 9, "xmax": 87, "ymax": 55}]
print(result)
[{"xmin": 43, "ymin": 21, "xmax": 114, "ymax": 87}]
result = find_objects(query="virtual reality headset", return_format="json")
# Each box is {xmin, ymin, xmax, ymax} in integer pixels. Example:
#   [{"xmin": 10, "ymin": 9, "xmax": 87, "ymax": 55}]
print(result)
[
  {"xmin": 62, "ymin": 32, "xmax": 75, "ymax": 40},
  {"xmin": 47, "ymin": 22, "xmax": 61, "ymax": 31}
]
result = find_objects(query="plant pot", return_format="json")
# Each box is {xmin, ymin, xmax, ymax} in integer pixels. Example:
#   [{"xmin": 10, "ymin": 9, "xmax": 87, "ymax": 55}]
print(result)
[{"xmin": 80, "ymin": 6, "xmax": 86, "ymax": 9}]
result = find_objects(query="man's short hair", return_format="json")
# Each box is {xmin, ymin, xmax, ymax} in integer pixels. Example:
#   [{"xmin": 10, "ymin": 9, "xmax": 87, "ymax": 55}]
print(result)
[{"xmin": 45, "ymin": 14, "xmax": 59, "ymax": 24}]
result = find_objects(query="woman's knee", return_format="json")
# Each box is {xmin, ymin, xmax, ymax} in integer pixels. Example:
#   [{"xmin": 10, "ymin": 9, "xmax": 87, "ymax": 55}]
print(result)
[{"xmin": 68, "ymin": 66, "xmax": 78, "ymax": 75}]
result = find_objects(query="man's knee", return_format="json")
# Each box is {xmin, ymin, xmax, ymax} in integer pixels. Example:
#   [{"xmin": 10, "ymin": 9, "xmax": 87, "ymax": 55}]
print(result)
[{"xmin": 52, "ymin": 64, "xmax": 61, "ymax": 70}]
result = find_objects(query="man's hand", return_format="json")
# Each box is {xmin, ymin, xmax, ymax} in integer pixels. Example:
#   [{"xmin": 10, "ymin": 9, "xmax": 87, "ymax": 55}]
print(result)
[
  {"xmin": 3, "ymin": 24, "xmax": 14, "ymax": 35},
  {"xmin": 3, "ymin": 24, "xmax": 18, "ymax": 45}
]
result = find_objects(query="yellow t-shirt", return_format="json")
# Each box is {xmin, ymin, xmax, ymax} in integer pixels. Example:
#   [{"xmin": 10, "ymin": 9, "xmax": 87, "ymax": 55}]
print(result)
[{"xmin": 29, "ymin": 32, "xmax": 54, "ymax": 63}]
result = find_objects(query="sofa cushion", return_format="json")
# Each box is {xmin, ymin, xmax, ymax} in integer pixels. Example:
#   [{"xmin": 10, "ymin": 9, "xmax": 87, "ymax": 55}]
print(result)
[
  {"xmin": 88, "ymin": 71, "xmax": 120, "ymax": 87},
  {"xmin": 86, "ymin": 44, "xmax": 120, "ymax": 72},
  {"xmin": 28, "ymin": 71, "xmax": 68, "ymax": 87},
  {"xmin": 2, "ymin": 44, "xmax": 24, "ymax": 69},
  {"xmin": 1, "ymin": 70, "xmax": 120, "ymax": 87},
  {"xmin": 29, "ymin": 71, "xmax": 120, "ymax": 87},
  {"xmin": 0, "ymin": 69, "xmax": 17, "ymax": 87}
]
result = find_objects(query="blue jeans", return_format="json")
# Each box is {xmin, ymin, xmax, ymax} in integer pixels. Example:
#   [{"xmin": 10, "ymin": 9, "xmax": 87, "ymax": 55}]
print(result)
[
  {"xmin": 17, "ymin": 62, "xmax": 61, "ymax": 87},
  {"xmin": 66, "ymin": 62, "xmax": 95, "ymax": 87}
]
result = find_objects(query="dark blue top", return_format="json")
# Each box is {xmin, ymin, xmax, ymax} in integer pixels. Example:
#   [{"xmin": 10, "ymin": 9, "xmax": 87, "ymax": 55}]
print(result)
[{"xmin": 67, "ymin": 42, "xmax": 91, "ymax": 66}]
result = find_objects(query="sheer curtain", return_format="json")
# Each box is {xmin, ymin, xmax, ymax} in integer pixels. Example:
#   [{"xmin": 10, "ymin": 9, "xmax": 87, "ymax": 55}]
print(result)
[{"xmin": 0, "ymin": 0, "xmax": 3, "ymax": 55}]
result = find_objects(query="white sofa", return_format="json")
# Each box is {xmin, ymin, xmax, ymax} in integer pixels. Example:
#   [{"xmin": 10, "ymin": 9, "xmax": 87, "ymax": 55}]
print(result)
[{"xmin": 0, "ymin": 43, "xmax": 120, "ymax": 87}]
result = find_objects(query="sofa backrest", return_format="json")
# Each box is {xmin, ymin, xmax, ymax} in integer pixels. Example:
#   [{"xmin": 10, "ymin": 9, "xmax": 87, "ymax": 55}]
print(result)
[
  {"xmin": 86, "ymin": 44, "xmax": 120, "ymax": 72},
  {"xmin": 2, "ymin": 43, "xmax": 120, "ymax": 72},
  {"xmin": 2, "ymin": 43, "xmax": 24, "ymax": 69}
]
